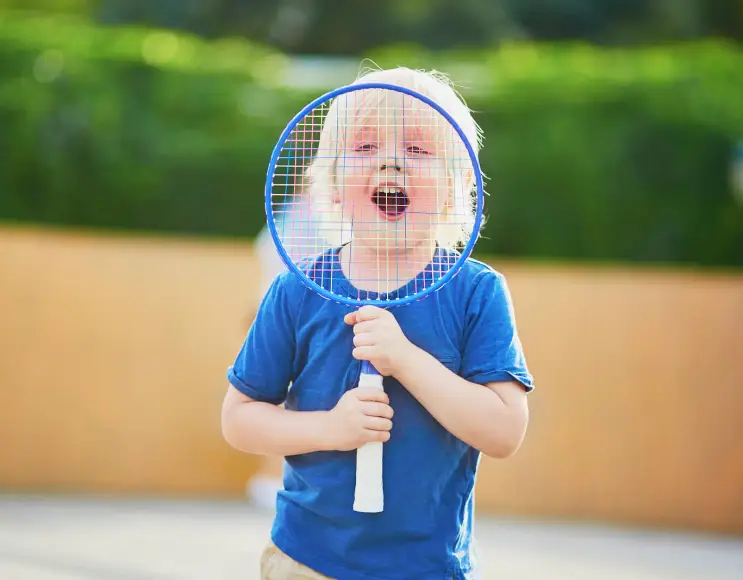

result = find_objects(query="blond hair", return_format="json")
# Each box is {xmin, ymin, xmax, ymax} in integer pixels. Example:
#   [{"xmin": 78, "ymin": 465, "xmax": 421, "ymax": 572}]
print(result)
[{"xmin": 307, "ymin": 66, "xmax": 483, "ymax": 249}]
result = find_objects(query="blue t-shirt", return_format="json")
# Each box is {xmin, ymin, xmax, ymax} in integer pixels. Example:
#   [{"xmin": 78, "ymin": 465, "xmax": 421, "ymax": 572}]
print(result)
[{"xmin": 228, "ymin": 248, "xmax": 533, "ymax": 580}]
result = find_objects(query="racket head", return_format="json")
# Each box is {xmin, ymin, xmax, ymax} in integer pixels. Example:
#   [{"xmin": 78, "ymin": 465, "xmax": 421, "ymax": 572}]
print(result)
[{"xmin": 265, "ymin": 81, "xmax": 484, "ymax": 307}]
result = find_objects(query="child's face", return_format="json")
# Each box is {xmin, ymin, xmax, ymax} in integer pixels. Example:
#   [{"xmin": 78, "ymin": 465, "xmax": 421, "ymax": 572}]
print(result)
[{"xmin": 331, "ymin": 94, "xmax": 452, "ymax": 251}]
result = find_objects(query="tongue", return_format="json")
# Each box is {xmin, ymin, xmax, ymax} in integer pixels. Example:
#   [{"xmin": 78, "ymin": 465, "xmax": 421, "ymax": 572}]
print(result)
[{"xmin": 373, "ymin": 189, "xmax": 409, "ymax": 217}]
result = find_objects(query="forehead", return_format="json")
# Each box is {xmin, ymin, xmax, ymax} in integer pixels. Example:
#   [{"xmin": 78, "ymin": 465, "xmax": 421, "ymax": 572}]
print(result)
[
  {"xmin": 333, "ymin": 89, "xmax": 450, "ymax": 137},
  {"xmin": 339, "ymin": 88, "xmax": 426, "ymax": 113}
]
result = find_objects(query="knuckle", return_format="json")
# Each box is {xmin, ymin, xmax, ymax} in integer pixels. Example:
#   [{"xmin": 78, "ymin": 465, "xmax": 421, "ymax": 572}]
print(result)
[
  {"xmin": 357, "ymin": 387, "xmax": 372, "ymax": 400},
  {"xmin": 360, "ymin": 305, "xmax": 380, "ymax": 320}
]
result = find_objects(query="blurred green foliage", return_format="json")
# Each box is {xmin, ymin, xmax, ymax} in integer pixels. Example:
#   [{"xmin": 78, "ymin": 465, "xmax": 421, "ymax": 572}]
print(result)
[
  {"xmin": 4, "ymin": 0, "xmax": 741, "ymax": 52},
  {"xmin": 1, "ymin": 11, "xmax": 742, "ymax": 266}
]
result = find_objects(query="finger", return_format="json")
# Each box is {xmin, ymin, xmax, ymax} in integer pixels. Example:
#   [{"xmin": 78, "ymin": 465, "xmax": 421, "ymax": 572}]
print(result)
[
  {"xmin": 352, "ymin": 346, "xmax": 374, "ymax": 361},
  {"xmin": 356, "ymin": 305, "xmax": 384, "ymax": 322},
  {"xmin": 343, "ymin": 311, "xmax": 356, "ymax": 325},
  {"xmin": 352, "ymin": 333, "xmax": 375, "ymax": 347},
  {"xmin": 363, "ymin": 429, "xmax": 391, "ymax": 443},
  {"xmin": 363, "ymin": 416, "xmax": 393, "ymax": 432},
  {"xmin": 361, "ymin": 401, "xmax": 394, "ymax": 419},
  {"xmin": 354, "ymin": 388, "xmax": 389, "ymax": 405},
  {"xmin": 352, "ymin": 320, "xmax": 375, "ymax": 335}
]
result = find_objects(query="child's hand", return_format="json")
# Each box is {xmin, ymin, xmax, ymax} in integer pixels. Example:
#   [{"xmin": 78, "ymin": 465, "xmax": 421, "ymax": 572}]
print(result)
[
  {"xmin": 326, "ymin": 387, "xmax": 393, "ymax": 451},
  {"xmin": 344, "ymin": 305, "xmax": 415, "ymax": 376}
]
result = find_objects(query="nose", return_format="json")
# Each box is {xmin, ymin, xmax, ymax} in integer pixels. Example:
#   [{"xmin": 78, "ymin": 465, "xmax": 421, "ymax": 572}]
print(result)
[{"xmin": 380, "ymin": 163, "xmax": 402, "ymax": 172}]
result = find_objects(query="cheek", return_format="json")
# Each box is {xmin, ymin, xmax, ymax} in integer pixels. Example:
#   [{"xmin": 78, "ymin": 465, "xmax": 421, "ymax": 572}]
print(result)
[
  {"xmin": 337, "ymin": 157, "xmax": 373, "ymax": 201},
  {"xmin": 338, "ymin": 177, "xmax": 369, "ymax": 208},
  {"xmin": 410, "ymin": 161, "xmax": 450, "ymax": 211}
]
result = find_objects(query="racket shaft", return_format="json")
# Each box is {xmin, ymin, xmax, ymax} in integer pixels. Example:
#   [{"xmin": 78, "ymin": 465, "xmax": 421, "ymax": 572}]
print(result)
[{"xmin": 354, "ymin": 371, "xmax": 384, "ymax": 513}]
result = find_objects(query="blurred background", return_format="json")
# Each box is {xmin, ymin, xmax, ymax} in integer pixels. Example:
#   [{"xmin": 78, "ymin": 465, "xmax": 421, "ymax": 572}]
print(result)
[{"xmin": 1, "ymin": 1, "xmax": 742, "ymax": 578}]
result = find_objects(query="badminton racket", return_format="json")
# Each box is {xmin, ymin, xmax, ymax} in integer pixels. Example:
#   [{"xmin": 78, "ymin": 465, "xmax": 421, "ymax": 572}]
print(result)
[{"xmin": 264, "ymin": 81, "xmax": 484, "ymax": 513}]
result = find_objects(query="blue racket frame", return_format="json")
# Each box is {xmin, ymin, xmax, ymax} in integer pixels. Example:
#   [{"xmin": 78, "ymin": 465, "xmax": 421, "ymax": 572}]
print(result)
[{"xmin": 265, "ymin": 82, "xmax": 484, "ymax": 308}]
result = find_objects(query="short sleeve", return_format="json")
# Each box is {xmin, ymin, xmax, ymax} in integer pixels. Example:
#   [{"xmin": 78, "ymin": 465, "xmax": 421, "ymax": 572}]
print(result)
[
  {"xmin": 226, "ymin": 273, "xmax": 298, "ymax": 404},
  {"xmin": 460, "ymin": 270, "xmax": 534, "ymax": 391}
]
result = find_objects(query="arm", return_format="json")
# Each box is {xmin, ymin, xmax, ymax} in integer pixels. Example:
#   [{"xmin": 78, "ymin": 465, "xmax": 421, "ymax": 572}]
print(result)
[
  {"xmin": 345, "ymin": 298, "xmax": 531, "ymax": 459},
  {"xmin": 221, "ymin": 385, "xmax": 393, "ymax": 456},
  {"xmin": 224, "ymin": 273, "xmax": 326, "ymax": 456},
  {"xmin": 221, "ymin": 386, "xmax": 333, "ymax": 456},
  {"xmin": 225, "ymin": 274, "xmax": 393, "ymax": 457},
  {"xmin": 393, "ymin": 346, "xmax": 528, "ymax": 458}
]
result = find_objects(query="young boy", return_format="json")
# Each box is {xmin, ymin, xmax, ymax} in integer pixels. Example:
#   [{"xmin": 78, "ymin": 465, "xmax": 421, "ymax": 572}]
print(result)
[{"xmin": 222, "ymin": 67, "xmax": 533, "ymax": 580}]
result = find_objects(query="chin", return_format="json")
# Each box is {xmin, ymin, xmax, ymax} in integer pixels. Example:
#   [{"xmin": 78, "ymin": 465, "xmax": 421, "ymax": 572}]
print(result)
[{"xmin": 353, "ymin": 223, "xmax": 435, "ymax": 253}]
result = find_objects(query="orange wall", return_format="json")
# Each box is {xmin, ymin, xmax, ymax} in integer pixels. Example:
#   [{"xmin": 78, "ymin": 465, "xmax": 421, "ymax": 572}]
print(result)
[
  {"xmin": 1, "ymin": 226, "xmax": 742, "ymax": 533},
  {"xmin": 0, "ymin": 227, "xmax": 262, "ymax": 495},
  {"xmin": 476, "ymin": 261, "xmax": 743, "ymax": 534}
]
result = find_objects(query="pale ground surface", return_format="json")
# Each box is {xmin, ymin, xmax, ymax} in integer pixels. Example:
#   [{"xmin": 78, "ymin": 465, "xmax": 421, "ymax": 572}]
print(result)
[{"xmin": 1, "ymin": 495, "xmax": 741, "ymax": 580}]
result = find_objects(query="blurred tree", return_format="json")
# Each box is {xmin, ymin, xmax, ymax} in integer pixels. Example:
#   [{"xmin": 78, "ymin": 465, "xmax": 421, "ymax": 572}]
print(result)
[
  {"xmin": 96, "ymin": 0, "xmax": 274, "ymax": 40},
  {"xmin": 2, "ymin": 0, "xmax": 741, "ymax": 51},
  {"xmin": 502, "ymin": 0, "xmax": 647, "ymax": 42},
  {"xmin": 700, "ymin": 0, "xmax": 743, "ymax": 40},
  {"xmin": 0, "ymin": 0, "xmax": 95, "ymax": 11},
  {"xmin": 93, "ymin": 0, "xmax": 522, "ymax": 52}
]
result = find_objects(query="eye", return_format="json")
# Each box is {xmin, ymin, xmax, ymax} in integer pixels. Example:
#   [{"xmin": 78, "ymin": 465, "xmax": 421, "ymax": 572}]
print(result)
[
  {"xmin": 354, "ymin": 143, "xmax": 377, "ymax": 152},
  {"xmin": 407, "ymin": 145, "xmax": 430, "ymax": 155}
]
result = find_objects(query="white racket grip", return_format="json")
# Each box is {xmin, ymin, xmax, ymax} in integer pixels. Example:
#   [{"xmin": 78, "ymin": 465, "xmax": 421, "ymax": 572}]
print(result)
[{"xmin": 353, "ymin": 372, "xmax": 384, "ymax": 513}]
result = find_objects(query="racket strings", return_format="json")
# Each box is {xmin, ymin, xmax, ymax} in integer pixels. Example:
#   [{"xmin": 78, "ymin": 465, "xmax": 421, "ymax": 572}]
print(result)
[{"xmin": 270, "ymin": 88, "xmax": 475, "ymax": 303}]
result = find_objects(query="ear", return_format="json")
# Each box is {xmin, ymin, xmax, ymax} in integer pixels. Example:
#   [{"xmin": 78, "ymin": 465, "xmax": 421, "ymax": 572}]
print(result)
[
  {"xmin": 445, "ymin": 171, "xmax": 466, "ymax": 213},
  {"xmin": 440, "ymin": 177, "xmax": 454, "ymax": 215}
]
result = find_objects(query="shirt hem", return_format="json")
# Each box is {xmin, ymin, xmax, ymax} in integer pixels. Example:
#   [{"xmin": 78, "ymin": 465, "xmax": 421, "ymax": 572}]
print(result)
[
  {"xmin": 226, "ymin": 366, "xmax": 285, "ymax": 404},
  {"xmin": 271, "ymin": 533, "xmax": 450, "ymax": 580},
  {"xmin": 466, "ymin": 369, "xmax": 534, "ymax": 392},
  {"xmin": 271, "ymin": 534, "xmax": 385, "ymax": 580}
]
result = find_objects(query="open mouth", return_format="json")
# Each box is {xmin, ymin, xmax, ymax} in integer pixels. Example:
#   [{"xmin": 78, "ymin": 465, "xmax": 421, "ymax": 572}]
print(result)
[{"xmin": 371, "ymin": 186, "xmax": 410, "ymax": 220}]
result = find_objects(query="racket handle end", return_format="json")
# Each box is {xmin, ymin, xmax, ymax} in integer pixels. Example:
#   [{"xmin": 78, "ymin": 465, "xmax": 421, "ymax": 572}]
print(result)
[{"xmin": 354, "ymin": 440, "xmax": 384, "ymax": 513}]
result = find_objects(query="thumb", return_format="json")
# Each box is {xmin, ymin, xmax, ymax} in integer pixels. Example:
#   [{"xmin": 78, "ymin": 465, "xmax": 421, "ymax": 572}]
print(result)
[{"xmin": 343, "ymin": 311, "xmax": 357, "ymax": 325}]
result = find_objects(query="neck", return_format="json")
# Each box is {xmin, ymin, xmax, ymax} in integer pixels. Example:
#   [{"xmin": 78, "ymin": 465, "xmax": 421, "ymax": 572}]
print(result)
[{"xmin": 339, "ymin": 241, "xmax": 437, "ymax": 294}]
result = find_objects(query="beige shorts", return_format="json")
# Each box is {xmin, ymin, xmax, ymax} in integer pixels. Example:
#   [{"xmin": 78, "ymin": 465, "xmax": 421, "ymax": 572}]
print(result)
[{"xmin": 260, "ymin": 541, "xmax": 334, "ymax": 580}]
